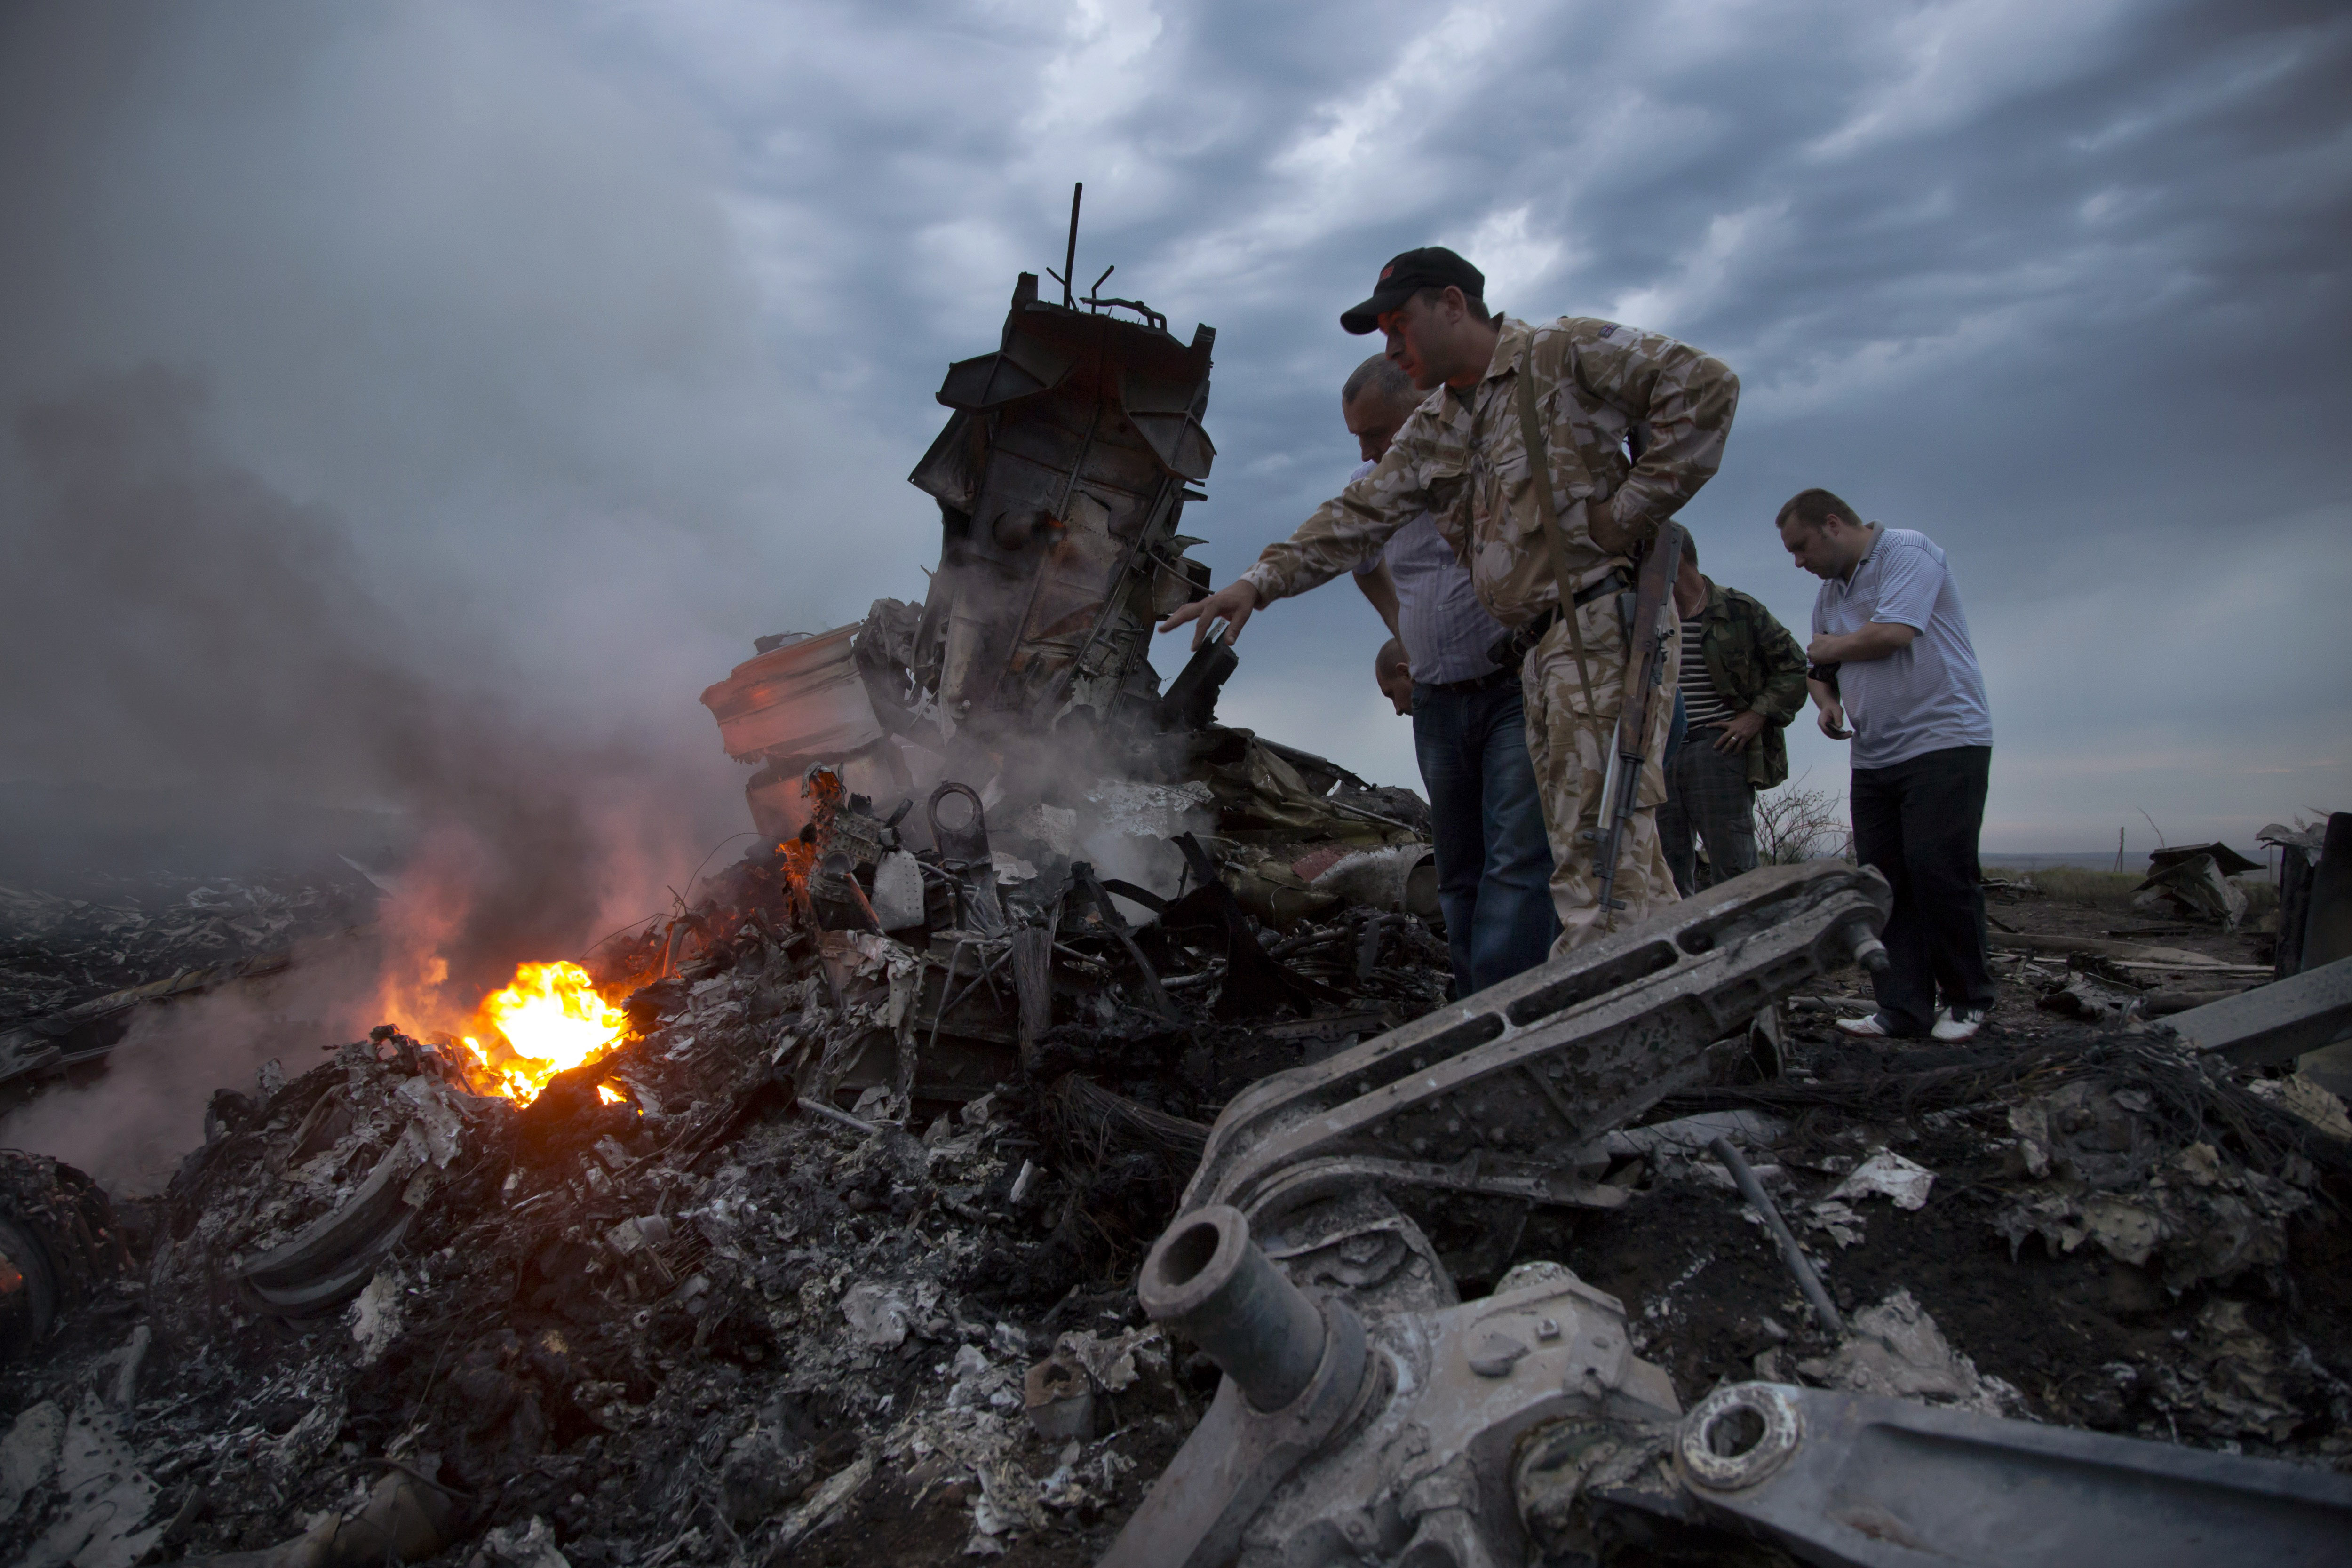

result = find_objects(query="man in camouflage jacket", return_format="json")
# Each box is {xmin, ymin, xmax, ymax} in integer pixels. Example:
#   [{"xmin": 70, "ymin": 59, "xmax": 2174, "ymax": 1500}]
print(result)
[
  {"xmin": 1659, "ymin": 538, "xmax": 1809, "ymax": 894},
  {"xmin": 1163, "ymin": 248, "xmax": 1740, "ymax": 952}
]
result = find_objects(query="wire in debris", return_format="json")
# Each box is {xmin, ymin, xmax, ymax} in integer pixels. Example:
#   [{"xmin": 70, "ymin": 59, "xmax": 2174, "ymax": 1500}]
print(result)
[
  {"xmin": 927, "ymin": 937, "xmax": 974, "ymax": 1064},
  {"xmin": 1710, "ymin": 1135, "xmax": 1843, "ymax": 1337},
  {"xmin": 580, "ymin": 910, "xmax": 669, "ymax": 963},
  {"xmin": 397, "ymin": 1329, "xmax": 460, "ymax": 1463},
  {"xmin": 1042, "ymin": 1072, "xmax": 1209, "ymax": 1169},
  {"xmin": 940, "ymin": 940, "xmax": 1012, "ymax": 1018},
  {"xmin": 797, "ymin": 1096, "xmax": 882, "ymax": 1136},
  {"xmin": 681, "ymin": 831, "xmax": 762, "ymax": 902},
  {"xmin": 355, "ymin": 1456, "xmax": 477, "ymax": 1505}
]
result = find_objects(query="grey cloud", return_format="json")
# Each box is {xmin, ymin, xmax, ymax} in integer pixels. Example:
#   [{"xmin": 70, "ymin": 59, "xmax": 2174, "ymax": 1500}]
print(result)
[
  {"xmin": 2, "ymin": 0, "xmax": 2344, "ymax": 862},
  {"xmin": 0, "ymin": 1, "xmax": 930, "ymax": 718},
  {"xmin": 0, "ymin": 366, "xmax": 680, "ymax": 1004},
  {"xmin": 0, "ymin": 0, "xmax": 926, "ymax": 1006}
]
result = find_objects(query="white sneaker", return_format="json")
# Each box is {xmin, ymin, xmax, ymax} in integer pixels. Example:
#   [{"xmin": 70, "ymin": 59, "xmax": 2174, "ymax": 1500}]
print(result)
[
  {"xmin": 1835, "ymin": 1014, "xmax": 1896, "ymax": 1038},
  {"xmin": 1932, "ymin": 1006, "xmax": 1986, "ymax": 1043}
]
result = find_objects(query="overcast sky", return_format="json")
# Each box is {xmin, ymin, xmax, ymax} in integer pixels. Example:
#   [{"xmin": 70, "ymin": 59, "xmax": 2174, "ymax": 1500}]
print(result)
[{"xmin": 2, "ymin": 0, "xmax": 2345, "ymax": 867}]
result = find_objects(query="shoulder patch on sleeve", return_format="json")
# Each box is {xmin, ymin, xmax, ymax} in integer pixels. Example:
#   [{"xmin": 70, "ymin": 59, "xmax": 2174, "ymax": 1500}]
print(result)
[{"xmin": 1595, "ymin": 323, "xmax": 1619, "ymax": 339}]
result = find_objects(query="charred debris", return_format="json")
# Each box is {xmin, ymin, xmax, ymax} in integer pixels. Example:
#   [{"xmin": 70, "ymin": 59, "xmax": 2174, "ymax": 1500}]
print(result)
[{"xmin": 4, "ymin": 226, "xmax": 2352, "ymax": 1567}]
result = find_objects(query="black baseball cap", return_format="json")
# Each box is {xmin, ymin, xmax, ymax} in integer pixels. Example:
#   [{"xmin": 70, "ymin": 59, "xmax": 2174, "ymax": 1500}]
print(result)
[{"xmin": 1340, "ymin": 247, "xmax": 1485, "ymax": 335}]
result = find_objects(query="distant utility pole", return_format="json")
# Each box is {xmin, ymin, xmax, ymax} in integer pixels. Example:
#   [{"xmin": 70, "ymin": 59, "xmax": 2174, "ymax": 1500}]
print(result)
[{"xmin": 2113, "ymin": 827, "xmax": 2125, "ymax": 874}]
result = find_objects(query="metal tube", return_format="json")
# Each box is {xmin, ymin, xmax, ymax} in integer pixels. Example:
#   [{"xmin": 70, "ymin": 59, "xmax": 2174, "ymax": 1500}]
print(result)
[
  {"xmin": 1840, "ymin": 920, "xmax": 1891, "ymax": 975},
  {"xmin": 1710, "ymin": 1137, "xmax": 1843, "ymax": 1337},
  {"xmin": 1139, "ymin": 1205, "xmax": 1325, "ymax": 1412},
  {"xmin": 1676, "ymin": 1382, "xmax": 2352, "ymax": 1566},
  {"xmin": 798, "ymin": 1097, "xmax": 881, "ymax": 1136}
]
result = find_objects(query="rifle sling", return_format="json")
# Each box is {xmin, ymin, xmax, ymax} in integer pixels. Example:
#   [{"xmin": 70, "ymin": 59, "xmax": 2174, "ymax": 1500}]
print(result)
[{"xmin": 1513, "ymin": 348, "xmax": 1603, "ymax": 718}]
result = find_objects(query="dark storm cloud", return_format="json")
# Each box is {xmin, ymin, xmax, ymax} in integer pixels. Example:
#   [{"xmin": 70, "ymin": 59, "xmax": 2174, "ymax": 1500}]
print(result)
[
  {"xmin": 0, "ymin": 0, "xmax": 939, "ymax": 939},
  {"xmin": 1, "ymin": 0, "xmax": 2344, "ymax": 857},
  {"xmin": 0, "ymin": 0, "xmax": 909, "ymax": 1001},
  {"xmin": 586, "ymin": 0, "xmax": 2348, "ymax": 848}
]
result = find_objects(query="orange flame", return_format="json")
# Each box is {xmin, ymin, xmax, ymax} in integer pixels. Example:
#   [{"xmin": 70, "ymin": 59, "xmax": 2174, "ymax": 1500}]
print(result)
[
  {"xmin": 596, "ymin": 1083, "xmax": 626, "ymax": 1106},
  {"xmin": 772, "ymin": 765, "xmax": 844, "ymax": 903},
  {"xmin": 461, "ymin": 960, "xmax": 628, "ymax": 1105}
]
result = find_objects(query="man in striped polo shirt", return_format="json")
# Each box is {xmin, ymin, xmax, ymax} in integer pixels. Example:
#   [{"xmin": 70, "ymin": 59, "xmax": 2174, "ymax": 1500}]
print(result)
[
  {"xmin": 1658, "ymin": 538, "xmax": 1809, "ymax": 894},
  {"xmin": 1343, "ymin": 354, "xmax": 1559, "ymax": 996}
]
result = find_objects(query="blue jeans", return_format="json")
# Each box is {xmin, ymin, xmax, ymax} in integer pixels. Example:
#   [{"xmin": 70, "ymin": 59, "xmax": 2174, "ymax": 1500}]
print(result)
[{"xmin": 1412, "ymin": 678, "xmax": 1560, "ymax": 997}]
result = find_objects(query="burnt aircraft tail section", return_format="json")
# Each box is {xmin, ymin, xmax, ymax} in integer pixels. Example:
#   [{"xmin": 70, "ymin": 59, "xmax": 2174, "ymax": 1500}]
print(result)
[{"xmin": 908, "ymin": 270, "xmax": 1216, "ymax": 744}]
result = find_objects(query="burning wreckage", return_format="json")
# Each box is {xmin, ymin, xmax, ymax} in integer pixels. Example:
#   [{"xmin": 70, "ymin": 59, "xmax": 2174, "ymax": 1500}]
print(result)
[{"xmin": 5, "ymin": 255, "xmax": 2352, "ymax": 1568}]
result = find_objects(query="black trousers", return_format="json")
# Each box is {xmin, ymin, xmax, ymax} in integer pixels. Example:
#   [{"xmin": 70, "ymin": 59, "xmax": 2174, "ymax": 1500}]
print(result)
[{"xmin": 1850, "ymin": 745, "xmax": 1994, "ymax": 1035}]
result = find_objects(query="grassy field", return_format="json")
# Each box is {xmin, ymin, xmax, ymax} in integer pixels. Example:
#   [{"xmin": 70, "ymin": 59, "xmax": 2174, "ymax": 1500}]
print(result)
[
  {"xmin": 2015, "ymin": 864, "xmax": 2278, "ymax": 921},
  {"xmin": 2017, "ymin": 866, "xmax": 2143, "ymax": 908}
]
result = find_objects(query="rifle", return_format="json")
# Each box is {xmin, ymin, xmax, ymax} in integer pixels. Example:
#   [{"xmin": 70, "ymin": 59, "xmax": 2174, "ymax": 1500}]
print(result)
[{"xmin": 1587, "ymin": 521, "xmax": 1688, "ymax": 926}]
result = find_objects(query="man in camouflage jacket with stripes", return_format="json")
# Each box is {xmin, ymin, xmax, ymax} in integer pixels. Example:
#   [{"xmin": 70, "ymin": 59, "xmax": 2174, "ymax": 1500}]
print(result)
[
  {"xmin": 1163, "ymin": 248, "xmax": 1740, "ymax": 954},
  {"xmin": 1661, "ymin": 539, "xmax": 1811, "ymax": 894}
]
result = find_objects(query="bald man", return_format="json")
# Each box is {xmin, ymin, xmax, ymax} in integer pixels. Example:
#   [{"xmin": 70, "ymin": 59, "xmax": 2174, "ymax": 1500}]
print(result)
[
  {"xmin": 1343, "ymin": 354, "xmax": 1558, "ymax": 996},
  {"xmin": 1375, "ymin": 637, "xmax": 1414, "ymax": 716}
]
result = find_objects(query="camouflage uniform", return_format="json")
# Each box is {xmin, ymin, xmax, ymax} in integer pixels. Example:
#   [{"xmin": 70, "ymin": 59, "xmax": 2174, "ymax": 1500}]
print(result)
[
  {"xmin": 1241, "ymin": 316, "xmax": 1740, "ymax": 950},
  {"xmin": 1686, "ymin": 577, "xmax": 1810, "ymax": 791},
  {"xmin": 1661, "ymin": 576, "xmax": 1810, "ymax": 894}
]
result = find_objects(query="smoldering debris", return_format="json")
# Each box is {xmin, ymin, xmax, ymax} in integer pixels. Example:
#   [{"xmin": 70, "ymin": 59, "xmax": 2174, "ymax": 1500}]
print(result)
[
  {"xmin": 0, "ymin": 833, "xmax": 2347, "ymax": 1566},
  {"xmin": 2, "ymin": 272, "xmax": 2349, "ymax": 1566},
  {"xmin": 0, "ymin": 866, "xmax": 380, "ymax": 1035}
]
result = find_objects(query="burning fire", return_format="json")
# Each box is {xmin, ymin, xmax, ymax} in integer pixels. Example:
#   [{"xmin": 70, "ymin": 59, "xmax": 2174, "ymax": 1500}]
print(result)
[
  {"xmin": 772, "ymin": 765, "xmax": 845, "ymax": 902},
  {"xmin": 462, "ymin": 960, "xmax": 628, "ymax": 1105},
  {"xmin": 596, "ymin": 1083, "xmax": 626, "ymax": 1106}
]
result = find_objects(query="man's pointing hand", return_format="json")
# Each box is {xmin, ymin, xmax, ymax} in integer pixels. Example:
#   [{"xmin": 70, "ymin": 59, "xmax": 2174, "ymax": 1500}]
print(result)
[{"xmin": 1159, "ymin": 579, "xmax": 1263, "ymax": 649}]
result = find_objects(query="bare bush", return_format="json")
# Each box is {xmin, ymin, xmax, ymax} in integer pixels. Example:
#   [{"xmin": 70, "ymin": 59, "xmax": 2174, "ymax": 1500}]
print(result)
[{"xmin": 1754, "ymin": 780, "xmax": 1852, "ymax": 865}]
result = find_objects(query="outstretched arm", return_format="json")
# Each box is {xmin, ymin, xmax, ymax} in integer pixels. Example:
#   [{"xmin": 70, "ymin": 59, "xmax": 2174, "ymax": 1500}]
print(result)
[
  {"xmin": 1160, "ymin": 579, "xmax": 1263, "ymax": 649},
  {"xmin": 1160, "ymin": 410, "xmax": 1445, "ymax": 650}
]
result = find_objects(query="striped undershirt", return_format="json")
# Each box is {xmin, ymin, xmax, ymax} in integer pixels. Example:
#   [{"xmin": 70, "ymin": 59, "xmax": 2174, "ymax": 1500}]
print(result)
[{"xmin": 1678, "ymin": 620, "xmax": 1737, "ymax": 728}]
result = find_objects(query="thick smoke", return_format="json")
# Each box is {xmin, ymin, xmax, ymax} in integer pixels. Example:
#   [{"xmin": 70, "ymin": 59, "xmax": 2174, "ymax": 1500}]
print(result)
[
  {"xmin": 3, "ymin": 367, "xmax": 680, "ymax": 1006},
  {"xmin": 0, "ymin": 947, "xmax": 389, "ymax": 1196},
  {"xmin": 0, "ymin": 368, "xmax": 723, "ymax": 1187},
  {"xmin": 0, "ymin": 4, "xmax": 937, "ymax": 1187}
]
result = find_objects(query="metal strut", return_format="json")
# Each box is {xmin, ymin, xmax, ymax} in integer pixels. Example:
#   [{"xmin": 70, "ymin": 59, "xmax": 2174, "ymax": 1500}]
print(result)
[{"xmin": 1105, "ymin": 861, "xmax": 2352, "ymax": 1568}]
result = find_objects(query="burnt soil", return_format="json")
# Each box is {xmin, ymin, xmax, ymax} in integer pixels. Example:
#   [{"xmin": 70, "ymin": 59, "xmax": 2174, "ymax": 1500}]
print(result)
[{"xmin": 3, "ymin": 874, "xmax": 2347, "ymax": 1567}]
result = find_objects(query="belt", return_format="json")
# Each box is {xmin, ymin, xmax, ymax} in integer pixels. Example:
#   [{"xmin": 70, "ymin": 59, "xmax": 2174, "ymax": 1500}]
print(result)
[
  {"xmin": 1526, "ymin": 568, "xmax": 1632, "ymax": 642},
  {"xmin": 1485, "ymin": 568, "xmax": 1635, "ymax": 674},
  {"xmin": 1418, "ymin": 665, "xmax": 1519, "ymax": 696}
]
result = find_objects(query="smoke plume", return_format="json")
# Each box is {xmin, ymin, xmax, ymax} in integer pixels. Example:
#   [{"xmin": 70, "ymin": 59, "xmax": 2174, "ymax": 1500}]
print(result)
[{"xmin": 4, "ymin": 366, "xmax": 690, "ymax": 1005}]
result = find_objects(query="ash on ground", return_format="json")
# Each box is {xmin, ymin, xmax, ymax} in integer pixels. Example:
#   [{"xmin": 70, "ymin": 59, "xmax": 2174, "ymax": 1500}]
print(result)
[{"xmin": 2, "ymin": 834, "xmax": 2349, "ymax": 1568}]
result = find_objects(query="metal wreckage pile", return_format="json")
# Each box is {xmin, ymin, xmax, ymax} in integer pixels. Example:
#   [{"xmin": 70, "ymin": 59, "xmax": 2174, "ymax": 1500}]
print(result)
[
  {"xmin": 6, "ymin": 258, "xmax": 2352, "ymax": 1568},
  {"xmin": 0, "ymin": 867, "xmax": 382, "ymax": 1099}
]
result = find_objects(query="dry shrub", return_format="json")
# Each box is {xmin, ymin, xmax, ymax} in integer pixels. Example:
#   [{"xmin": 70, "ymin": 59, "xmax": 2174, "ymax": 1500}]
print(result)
[{"xmin": 1754, "ymin": 780, "xmax": 1853, "ymax": 865}]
